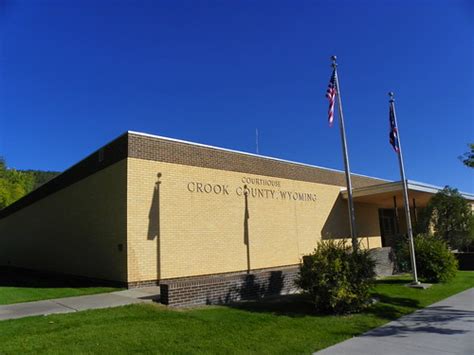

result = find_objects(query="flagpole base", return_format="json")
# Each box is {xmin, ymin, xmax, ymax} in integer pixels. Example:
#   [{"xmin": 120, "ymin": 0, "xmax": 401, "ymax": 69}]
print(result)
[{"xmin": 406, "ymin": 282, "xmax": 432, "ymax": 289}]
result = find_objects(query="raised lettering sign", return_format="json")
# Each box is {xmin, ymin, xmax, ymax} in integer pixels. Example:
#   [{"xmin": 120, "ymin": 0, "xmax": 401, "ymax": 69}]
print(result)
[{"xmin": 187, "ymin": 176, "xmax": 316, "ymax": 203}]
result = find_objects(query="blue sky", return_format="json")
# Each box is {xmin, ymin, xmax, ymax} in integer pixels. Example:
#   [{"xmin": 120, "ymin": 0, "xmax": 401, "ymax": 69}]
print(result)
[{"xmin": 1, "ymin": 0, "xmax": 473, "ymax": 192}]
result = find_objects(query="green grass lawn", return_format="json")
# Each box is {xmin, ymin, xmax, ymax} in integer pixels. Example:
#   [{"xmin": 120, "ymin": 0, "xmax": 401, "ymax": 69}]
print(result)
[
  {"xmin": 0, "ymin": 271, "xmax": 472, "ymax": 354},
  {"xmin": 0, "ymin": 268, "xmax": 120, "ymax": 305}
]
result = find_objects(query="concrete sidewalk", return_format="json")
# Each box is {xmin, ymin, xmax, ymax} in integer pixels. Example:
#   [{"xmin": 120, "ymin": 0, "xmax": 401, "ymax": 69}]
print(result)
[
  {"xmin": 316, "ymin": 288, "xmax": 474, "ymax": 355},
  {"xmin": 0, "ymin": 287, "xmax": 160, "ymax": 321}
]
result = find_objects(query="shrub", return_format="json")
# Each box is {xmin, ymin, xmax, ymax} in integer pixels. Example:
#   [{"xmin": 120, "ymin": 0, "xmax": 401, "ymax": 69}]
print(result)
[
  {"xmin": 414, "ymin": 234, "xmax": 458, "ymax": 283},
  {"xmin": 391, "ymin": 234, "xmax": 411, "ymax": 273},
  {"xmin": 296, "ymin": 240, "xmax": 376, "ymax": 314},
  {"xmin": 395, "ymin": 234, "xmax": 458, "ymax": 283}
]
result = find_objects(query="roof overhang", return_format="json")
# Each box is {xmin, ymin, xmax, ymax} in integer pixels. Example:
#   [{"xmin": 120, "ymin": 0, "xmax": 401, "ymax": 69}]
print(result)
[{"xmin": 340, "ymin": 180, "xmax": 474, "ymax": 209}]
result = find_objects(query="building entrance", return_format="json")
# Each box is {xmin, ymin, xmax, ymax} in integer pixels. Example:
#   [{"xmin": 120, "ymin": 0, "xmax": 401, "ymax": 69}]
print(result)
[{"xmin": 378, "ymin": 209, "xmax": 398, "ymax": 247}]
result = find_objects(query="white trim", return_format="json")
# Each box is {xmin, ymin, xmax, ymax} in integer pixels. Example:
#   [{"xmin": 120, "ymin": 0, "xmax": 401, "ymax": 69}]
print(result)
[
  {"xmin": 128, "ymin": 130, "xmax": 390, "ymax": 182},
  {"xmin": 407, "ymin": 180, "xmax": 474, "ymax": 198},
  {"xmin": 340, "ymin": 180, "xmax": 474, "ymax": 201},
  {"xmin": 340, "ymin": 181, "xmax": 404, "ymax": 198}
]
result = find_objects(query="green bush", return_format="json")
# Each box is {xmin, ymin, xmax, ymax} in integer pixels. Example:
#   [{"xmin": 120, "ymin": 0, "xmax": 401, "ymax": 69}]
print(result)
[
  {"xmin": 414, "ymin": 234, "xmax": 458, "ymax": 283},
  {"xmin": 395, "ymin": 234, "xmax": 458, "ymax": 283},
  {"xmin": 296, "ymin": 240, "xmax": 376, "ymax": 314},
  {"xmin": 391, "ymin": 235, "xmax": 411, "ymax": 273}
]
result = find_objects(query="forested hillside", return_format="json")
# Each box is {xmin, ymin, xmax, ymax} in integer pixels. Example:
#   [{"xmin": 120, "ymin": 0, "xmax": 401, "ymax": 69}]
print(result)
[{"xmin": 0, "ymin": 158, "xmax": 60, "ymax": 209}]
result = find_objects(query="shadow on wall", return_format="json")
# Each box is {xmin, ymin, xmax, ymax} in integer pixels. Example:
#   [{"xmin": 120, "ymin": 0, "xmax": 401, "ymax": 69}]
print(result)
[
  {"xmin": 237, "ymin": 272, "xmax": 285, "ymax": 300},
  {"xmin": 321, "ymin": 196, "xmax": 377, "ymax": 249},
  {"xmin": 147, "ymin": 173, "xmax": 161, "ymax": 280},
  {"xmin": 321, "ymin": 195, "xmax": 351, "ymax": 240},
  {"xmin": 243, "ymin": 185, "xmax": 251, "ymax": 273},
  {"xmin": 206, "ymin": 271, "xmax": 286, "ymax": 305}
]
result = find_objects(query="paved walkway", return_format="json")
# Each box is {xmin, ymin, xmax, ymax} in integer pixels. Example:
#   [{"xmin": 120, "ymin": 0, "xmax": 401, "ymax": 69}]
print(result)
[
  {"xmin": 0, "ymin": 287, "xmax": 160, "ymax": 321},
  {"xmin": 316, "ymin": 288, "xmax": 474, "ymax": 355}
]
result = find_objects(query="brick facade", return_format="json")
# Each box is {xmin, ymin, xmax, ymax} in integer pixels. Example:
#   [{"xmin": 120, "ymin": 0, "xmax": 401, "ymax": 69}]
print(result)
[
  {"xmin": 159, "ymin": 266, "xmax": 300, "ymax": 307},
  {"xmin": 126, "ymin": 157, "xmax": 383, "ymax": 283},
  {"xmin": 0, "ymin": 131, "xmax": 386, "ymax": 219},
  {"xmin": 0, "ymin": 131, "xmax": 387, "ymax": 287},
  {"xmin": 127, "ymin": 133, "xmax": 386, "ymax": 189},
  {"xmin": 0, "ymin": 160, "xmax": 128, "ymax": 282}
]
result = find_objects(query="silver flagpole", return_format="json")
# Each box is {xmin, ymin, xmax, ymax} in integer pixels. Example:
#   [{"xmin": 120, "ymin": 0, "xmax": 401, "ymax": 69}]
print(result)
[
  {"xmin": 389, "ymin": 92, "xmax": 420, "ymax": 285},
  {"xmin": 332, "ymin": 56, "xmax": 358, "ymax": 251}
]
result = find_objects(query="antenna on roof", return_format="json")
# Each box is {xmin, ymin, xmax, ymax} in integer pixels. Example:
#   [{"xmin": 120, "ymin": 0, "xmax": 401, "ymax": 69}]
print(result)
[{"xmin": 256, "ymin": 128, "xmax": 259, "ymax": 154}]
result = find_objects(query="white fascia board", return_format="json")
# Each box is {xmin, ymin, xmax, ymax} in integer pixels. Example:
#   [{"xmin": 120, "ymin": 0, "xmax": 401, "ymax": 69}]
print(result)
[
  {"xmin": 407, "ymin": 180, "xmax": 474, "ymax": 200},
  {"xmin": 341, "ymin": 180, "xmax": 474, "ymax": 201},
  {"xmin": 340, "ymin": 181, "xmax": 403, "ymax": 198}
]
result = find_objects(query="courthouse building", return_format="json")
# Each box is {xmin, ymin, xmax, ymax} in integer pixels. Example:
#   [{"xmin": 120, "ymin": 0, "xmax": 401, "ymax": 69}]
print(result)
[{"xmin": 1, "ymin": 131, "xmax": 472, "ymax": 305}]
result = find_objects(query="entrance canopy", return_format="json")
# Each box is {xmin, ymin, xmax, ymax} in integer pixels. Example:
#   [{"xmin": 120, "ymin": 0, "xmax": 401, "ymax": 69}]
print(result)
[{"xmin": 340, "ymin": 180, "xmax": 474, "ymax": 209}]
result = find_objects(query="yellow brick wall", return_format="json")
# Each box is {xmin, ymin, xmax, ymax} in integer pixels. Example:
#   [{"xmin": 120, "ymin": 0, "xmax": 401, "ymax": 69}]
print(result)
[
  {"xmin": 127, "ymin": 158, "xmax": 382, "ymax": 282},
  {"xmin": 0, "ymin": 160, "xmax": 128, "ymax": 282}
]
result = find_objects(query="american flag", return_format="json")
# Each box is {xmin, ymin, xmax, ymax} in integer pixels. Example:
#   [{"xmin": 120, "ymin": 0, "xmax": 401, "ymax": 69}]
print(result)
[
  {"xmin": 326, "ymin": 69, "xmax": 337, "ymax": 127},
  {"xmin": 389, "ymin": 103, "xmax": 400, "ymax": 152}
]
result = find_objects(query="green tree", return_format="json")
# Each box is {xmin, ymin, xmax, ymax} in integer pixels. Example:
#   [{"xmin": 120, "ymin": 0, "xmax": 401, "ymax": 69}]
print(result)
[
  {"xmin": 0, "ymin": 158, "xmax": 11, "ymax": 208},
  {"xmin": 0, "ymin": 168, "xmax": 28, "ymax": 209},
  {"xmin": 417, "ymin": 186, "xmax": 474, "ymax": 250},
  {"xmin": 0, "ymin": 157, "xmax": 59, "ymax": 210},
  {"xmin": 459, "ymin": 143, "xmax": 474, "ymax": 168},
  {"xmin": 24, "ymin": 170, "xmax": 60, "ymax": 190},
  {"xmin": 0, "ymin": 179, "xmax": 12, "ymax": 209}
]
